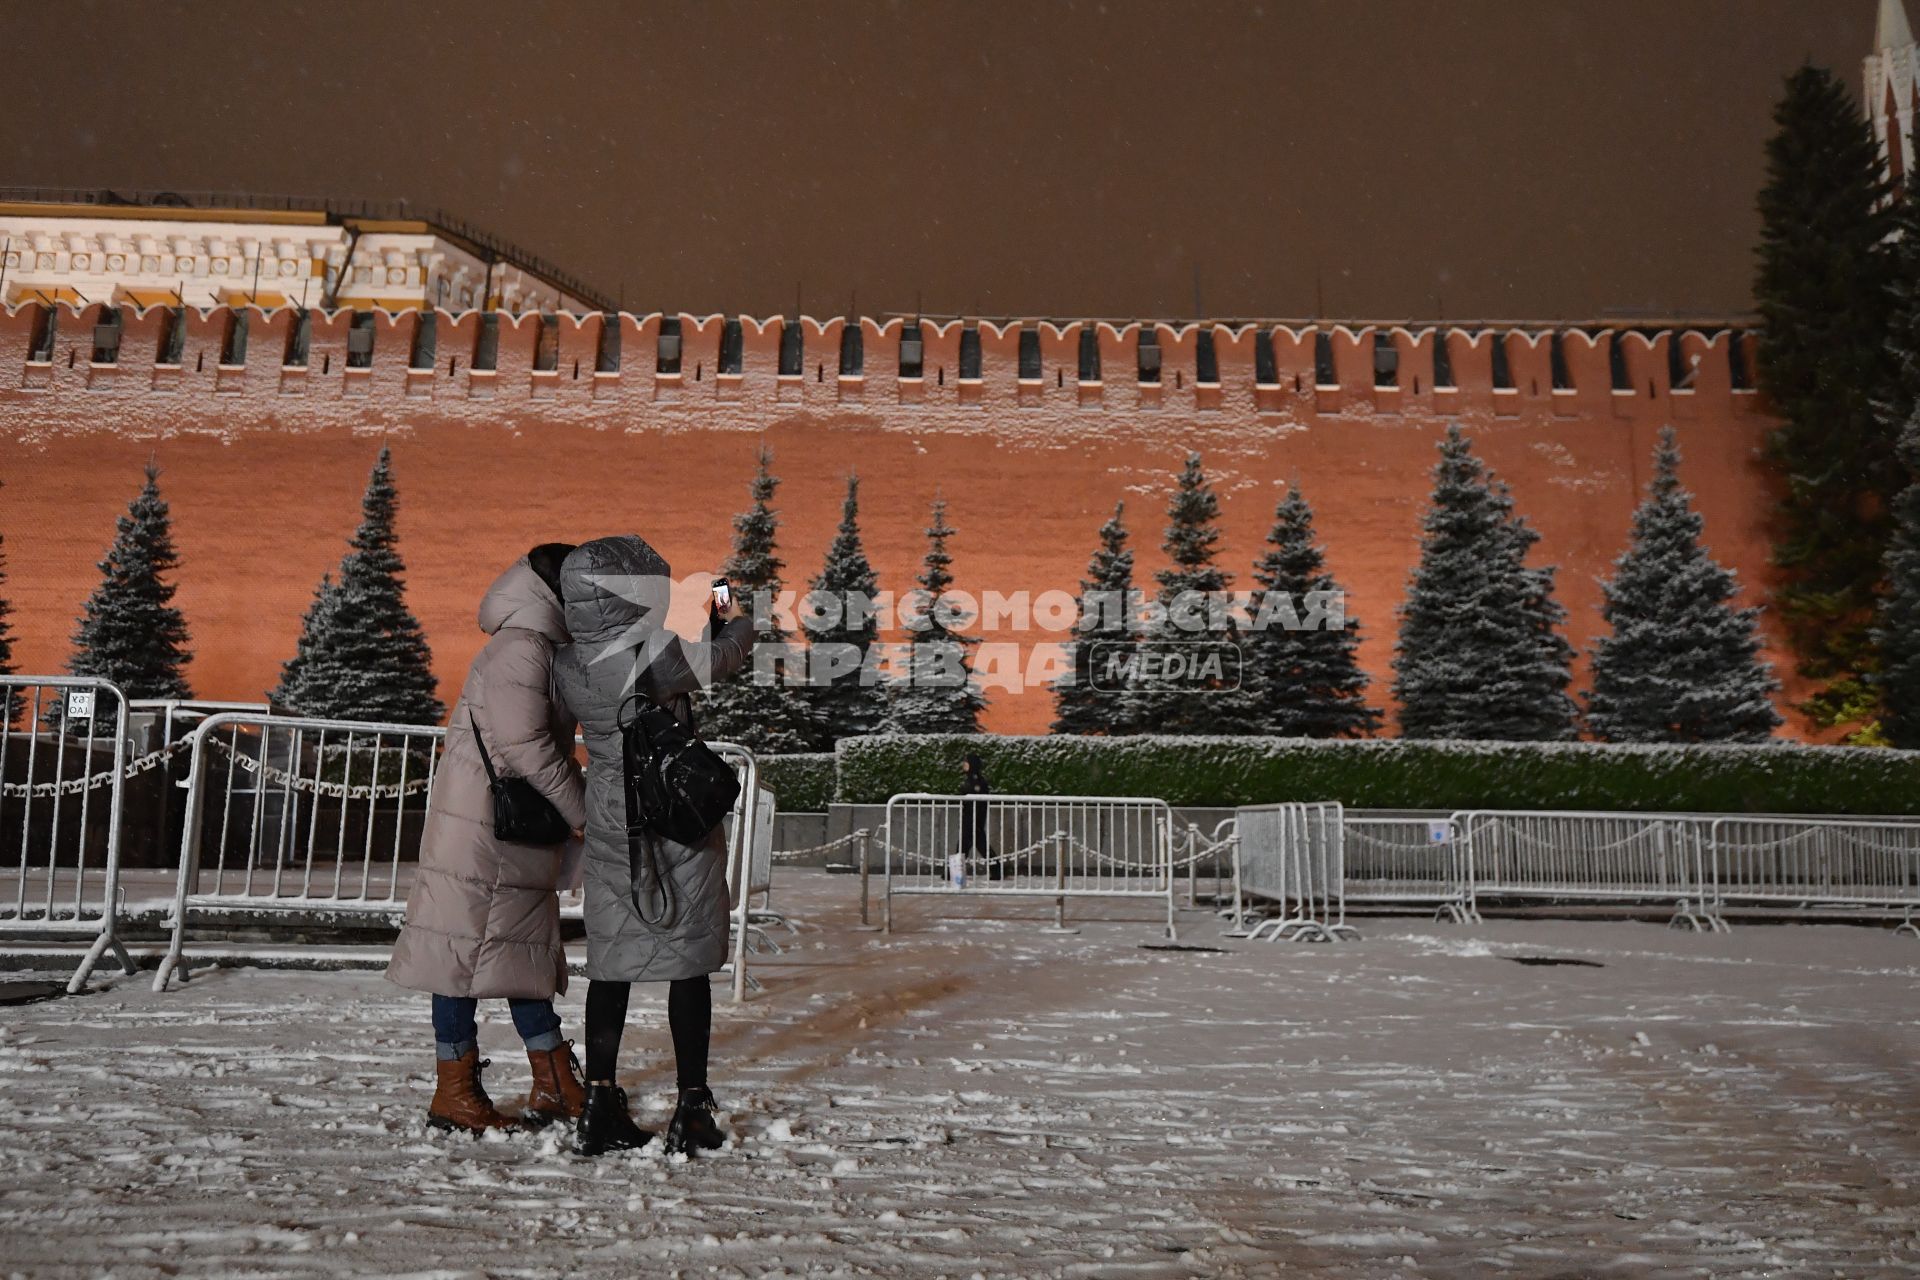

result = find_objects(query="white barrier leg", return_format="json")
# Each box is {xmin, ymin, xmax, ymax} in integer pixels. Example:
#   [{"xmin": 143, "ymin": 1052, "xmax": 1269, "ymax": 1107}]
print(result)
[
  {"xmin": 848, "ymin": 828, "xmax": 878, "ymax": 932},
  {"xmin": 154, "ymin": 727, "xmax": 213, "ymax": 992},
  {"xmin": 860, "ymin": 832, "xmax": 875, "ymax": 932},
  {"xmin": 1668, "ymin": 898, "xmax": 1711, "ymax": 932},
  {"xmin": 1042, "ymin": 832, "xmax": 1079, "ymax": 935},
  {"xmin": 881, "ymin": 824, "xmax": 895, "ymax": 936},
  {"xmin": 67, "ymin": 932, "xmax": 112, "ymax": 995},
  {"xmin": 1223, "ymin": 864, "xmax": 1256, "ymax": 936},
  {"xmin": 1165, "ymin": 822, "xmax": 1179, "ymax": 942}
]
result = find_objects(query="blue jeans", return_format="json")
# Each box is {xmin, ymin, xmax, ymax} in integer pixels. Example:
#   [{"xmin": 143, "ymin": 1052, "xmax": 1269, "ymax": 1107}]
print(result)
[{"xmin": 431, "ymin": 994, "xmax": 564, "ymax": 1061}]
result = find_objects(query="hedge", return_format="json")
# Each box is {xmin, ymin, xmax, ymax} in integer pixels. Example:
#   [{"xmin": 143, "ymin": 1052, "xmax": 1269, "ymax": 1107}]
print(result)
[
  {"xmin": 808, "ymin": 734, "xmax": 1920, "ymax": 815},
  {"xmin": 755, "ymin": 752, "xmax": 835, "ymax": 813}
]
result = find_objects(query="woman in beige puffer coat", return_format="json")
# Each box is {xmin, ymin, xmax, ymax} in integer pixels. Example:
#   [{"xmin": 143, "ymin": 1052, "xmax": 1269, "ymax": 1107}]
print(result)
[{"xmin": 386, "ymin": 544, "xmax": 588, "ymax": 1135}]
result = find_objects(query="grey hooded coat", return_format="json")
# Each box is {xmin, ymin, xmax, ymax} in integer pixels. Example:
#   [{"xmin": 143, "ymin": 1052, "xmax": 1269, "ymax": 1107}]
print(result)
[
  {"xmin": 551, "ymin": 534, "xmax": 755, "ymax": 983},
  {"xmin": 386, "ymin": 557, "xmax": 586, "ymax": 1000}
]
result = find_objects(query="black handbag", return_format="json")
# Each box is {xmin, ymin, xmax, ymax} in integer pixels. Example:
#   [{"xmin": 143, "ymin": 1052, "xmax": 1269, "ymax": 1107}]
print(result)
[{"xmin": 470, "ymin": 713, "xmax": 572, "ymax": 846}]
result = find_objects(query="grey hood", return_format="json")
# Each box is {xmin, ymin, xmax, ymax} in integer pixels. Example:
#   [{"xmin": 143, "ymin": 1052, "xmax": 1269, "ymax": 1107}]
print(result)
[
  {"xmin": 559, "ymin": 534, "xmax": 674, "ymax": 648},
  {"xmin": 559, "ymin": 533, "xmax": 702, "ymax": 697}
]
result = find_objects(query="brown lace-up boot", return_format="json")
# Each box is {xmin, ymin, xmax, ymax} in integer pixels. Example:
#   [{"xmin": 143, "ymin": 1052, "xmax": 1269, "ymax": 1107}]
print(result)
[
  {"xmin": 427, "ymin": 1050, "xmax": 512, "ymax": 1135},
  {"xmin": 525, "ymin": 1042, "xmax": 588, "ymax": 1125}
]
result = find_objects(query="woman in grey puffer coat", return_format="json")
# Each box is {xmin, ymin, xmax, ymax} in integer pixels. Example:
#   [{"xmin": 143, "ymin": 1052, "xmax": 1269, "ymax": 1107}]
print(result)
[{"xmin": 550, "ymin": 533, "xmax": 754, "ymax": 1156}]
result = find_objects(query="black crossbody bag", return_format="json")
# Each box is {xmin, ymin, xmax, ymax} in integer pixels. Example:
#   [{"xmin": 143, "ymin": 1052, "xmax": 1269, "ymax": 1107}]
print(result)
[{"xmin": 470, "ymin": 712, "xmax": 572, "ymax": 846}]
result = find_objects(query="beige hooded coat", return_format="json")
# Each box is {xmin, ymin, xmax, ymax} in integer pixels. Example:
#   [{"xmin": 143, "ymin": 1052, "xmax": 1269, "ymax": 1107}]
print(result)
[{"xmin": 386, "ymin": 558, "xmax": 587, "ymax": 1000}]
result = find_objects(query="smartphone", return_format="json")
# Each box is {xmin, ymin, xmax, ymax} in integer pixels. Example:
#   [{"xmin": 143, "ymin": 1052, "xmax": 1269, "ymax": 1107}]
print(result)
[{"xmin": 711, "ymin": 578, "xmax": 732, "ymax": 612}]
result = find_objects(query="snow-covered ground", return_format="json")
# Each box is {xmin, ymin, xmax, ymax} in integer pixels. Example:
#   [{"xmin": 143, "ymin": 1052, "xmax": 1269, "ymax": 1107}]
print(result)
[{"xmin": 3, "ymin": 872, "xmax": 1919, "ymax": 1278}]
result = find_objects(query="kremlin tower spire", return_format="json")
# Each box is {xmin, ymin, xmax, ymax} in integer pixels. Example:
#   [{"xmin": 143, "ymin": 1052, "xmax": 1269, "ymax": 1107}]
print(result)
[{"xmin": 1869, "ymin": 0, "xmax": 1919, "ymax": 182}]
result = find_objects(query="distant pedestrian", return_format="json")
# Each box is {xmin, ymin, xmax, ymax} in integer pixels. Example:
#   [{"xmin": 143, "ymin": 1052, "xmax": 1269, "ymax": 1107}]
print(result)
[{"xmin": 959, "ymin": 753, "xmax": 999, "ymax": 881}]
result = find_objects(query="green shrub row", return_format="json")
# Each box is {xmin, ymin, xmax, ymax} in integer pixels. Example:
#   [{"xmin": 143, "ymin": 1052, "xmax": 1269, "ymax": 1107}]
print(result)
[
  {"xmin": 754, "ymin": 752, "xmax": 835, "ymax": 813},
  {"xmin": 755, "ymin": 734, "xmax": 1920, "ymax": 815}
]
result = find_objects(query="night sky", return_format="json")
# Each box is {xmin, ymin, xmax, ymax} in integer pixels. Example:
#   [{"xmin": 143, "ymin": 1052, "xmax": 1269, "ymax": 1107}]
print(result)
[{"xmin": 0, "ymin": 1, "xmax": 1871, "ymax": 322}]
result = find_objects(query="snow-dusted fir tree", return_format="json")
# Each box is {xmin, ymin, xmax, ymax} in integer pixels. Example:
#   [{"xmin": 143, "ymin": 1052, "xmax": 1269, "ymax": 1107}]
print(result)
[
  {"xmin": 1501, "ymin": 479, "xmax": 1580, "ymax": 736},
  {"xmin": 1394, "ymin": 426, "xmax": 1576, "ymax": 740},
  {"xmin": 1126, "ymin": 454, "xmax": 1257, "ymax": 734},
  {"xmin": 1243, "ymin": 485, "xmax": 1380, "ymax": 737},
  {"xmin": 1876, "ymin": 143, "xmax": 1920, "ymax": 747},
  {"xmin": 799, "ymin": 472, "xmax": 888, "ymax": 744},
  {"xmin": 1757, "ymin": 65, "xmax": 1897, "ymax": 730},
  {"xmin": 1588, "ymin": 429, "xmax": 1781, "ymax": 742},
  {"xmin": 69, "ymin": 461, "xmax": 192, "ymax": 699},
  {"xmin": 883, "ymin": 498, "xmax": 984, "ymax": 734},
  {"xmin": 697, "ymin": 448, "xmax": 827, "ymax": 754},
  {"xmin": 1052, "ymin": 501, "xmax": 1139, "ymax": 735},
  {"xmin": 274, "ymin": 447, "xmax": 443, "ymax": 724}
]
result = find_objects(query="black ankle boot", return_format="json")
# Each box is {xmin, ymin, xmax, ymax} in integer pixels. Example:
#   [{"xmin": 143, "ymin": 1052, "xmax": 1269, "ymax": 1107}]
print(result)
[
  {"xmin": 576, "ymin": 1084, "xmax": 654, "ymax": 1157},
  {"xmin": 664, "ymin": 1086, "xmax": 725, "ymax": 1154}
]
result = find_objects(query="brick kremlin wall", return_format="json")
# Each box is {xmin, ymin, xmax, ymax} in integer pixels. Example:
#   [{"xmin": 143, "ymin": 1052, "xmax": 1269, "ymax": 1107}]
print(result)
[{"xmin": 0, "ymin": 302, "xmax": 1792, "ymax": 736}]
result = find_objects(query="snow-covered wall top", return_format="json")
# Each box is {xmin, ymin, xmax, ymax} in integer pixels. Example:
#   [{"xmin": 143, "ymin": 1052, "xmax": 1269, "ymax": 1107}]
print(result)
[{"xmin": 0, "ymin": 302, "xmax": 1763, "ymax": 436}]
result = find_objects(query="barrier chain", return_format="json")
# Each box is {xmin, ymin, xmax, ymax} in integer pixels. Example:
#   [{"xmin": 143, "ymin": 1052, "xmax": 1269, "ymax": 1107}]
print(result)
[
  {"xmin": 205, "ymin": 738, "xmax": 433, "ymax": 800},
  {"xmin": 878, "ymin": 830, "xmax": 1064, "ymax": 870},
  {"xmin": 1718, "ymin": 824, "xmax": 1920, "ymax": 859},
  {"xmin": 768, "ymin": 831, "xmax": 868, "ymax": 863},
  {"xmin": 1050, "ymin": 831, "xmax": 1176, "ymax": 872},
  {"xmin": 0, "ymin": 736, "xmax": 193, "ymax": 799},
  {"xmin": 1171, "ymin": 826, "xmax": 1236, "ymax": 870},
  {"xmin": 1485, "ymin": 821, "xmax": 1673, "ymax": 859}
]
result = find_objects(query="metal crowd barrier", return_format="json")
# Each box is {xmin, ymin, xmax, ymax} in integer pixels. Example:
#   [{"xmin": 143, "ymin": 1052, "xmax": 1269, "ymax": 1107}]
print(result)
[
  {"xmin": 879, "ymin": 793, "xmax": 1177, "ymax": 939},
  {"xmin": 152, "ymin": 717, "xmax": 771, "ymax": 1000},
  {"xmin": 1706, "ymin": 816, "xmax": 1920, "ymax": 931},
  {"xmin": 713, "ymin": 744, "xmax": 763, "ymax": 1003},
  {"xmin": 153, "ymin": 711, "xmax": 447, "ymax": 990},
  {"xmin": 129, "ymin": 700, "xmax": 272, "ymax": 868},
  {"xmin": 1229, "ymin": 801, "xmax": 1357, "ymax": 942},
  {"xmin": 1342, "ymin": 813, "xmax": 1476, "ymax": 922},
  {"xmin": 130, "ymin": 699, "xmax": 272, "ymax": 743},
  {"xmin": 1285, "ymin": 808, "xmax": 1920, "ymax": 935},
  {"xmin": 1453, "ymin": 810, "xmax": 1720, "ymax": 930},
  {"xmin": 0, "ymin": 676, "xmax": 138, "ymax": 991},
  {"xmin": 741, "ymin": 784, "xmax": 783, "ymax": 927}
]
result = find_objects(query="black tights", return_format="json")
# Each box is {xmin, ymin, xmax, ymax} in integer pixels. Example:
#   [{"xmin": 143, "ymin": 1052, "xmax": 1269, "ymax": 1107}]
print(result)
[{"xmin": 583, "ymin": 977, "xmax": 710, "ymax": 1091}]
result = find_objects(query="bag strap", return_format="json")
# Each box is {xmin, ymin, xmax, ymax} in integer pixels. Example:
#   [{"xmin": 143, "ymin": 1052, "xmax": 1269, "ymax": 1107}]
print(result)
[
  {"xmin": 618, "ymin": 697, "xmax": 644, "ymax": 831},
  {"xmin": 469, "ymin": 712, "xmax": 502, "ymax": 788},
  {"xmin": 616, "ymin": 693, "xmax": 676, "ymax": 930}
]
